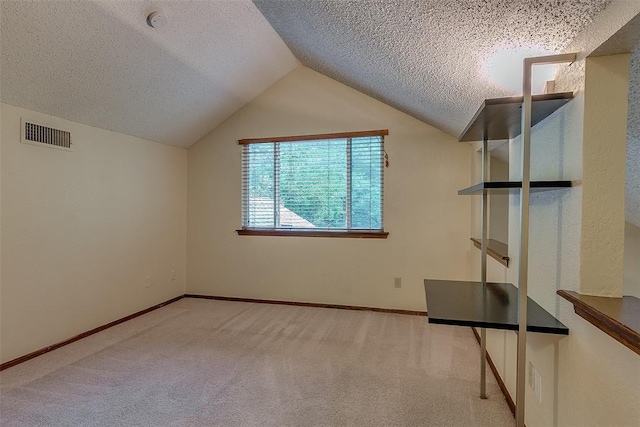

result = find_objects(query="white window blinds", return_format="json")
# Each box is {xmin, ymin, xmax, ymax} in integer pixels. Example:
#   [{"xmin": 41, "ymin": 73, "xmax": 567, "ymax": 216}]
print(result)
[{"xmin": 240, "ymin": 131, "xmax": 385, "ymax": 232}]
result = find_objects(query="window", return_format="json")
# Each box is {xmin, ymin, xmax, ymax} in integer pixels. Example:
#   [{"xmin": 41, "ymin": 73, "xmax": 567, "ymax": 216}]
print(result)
[{"xmin": 238, "ymin": 130, "xmax": 388, "ymax": 238}]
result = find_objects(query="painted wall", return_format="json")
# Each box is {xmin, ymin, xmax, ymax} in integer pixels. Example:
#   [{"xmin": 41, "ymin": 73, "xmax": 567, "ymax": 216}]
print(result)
[
  {"xmin": 580, "ymin": 54, "xmax": 629, "ymax": 297},
  {"xmin": 625, "ymin": 44, "xmax": 639, "ymax": 228},
  {"xmin": 489, "ymin": 156, "xmax": 509, "ymax": 243},
  {"xmin": 0, "ymin": 103, "xmax": 187, "ymax": 363},
  {"xmin": 187, "ymin": 66, "xmax": 472, "ymax": 311},
  {"xmin": 471, "ymin": 56, "xmax": 640, "ymax": 426},
  {"xmin": 625, "ymin": 45, "xmax": 640, "ymax": 299},
  {"xmin": 624, "ymin": 221, "xmax": 640, "ymax": 297}
]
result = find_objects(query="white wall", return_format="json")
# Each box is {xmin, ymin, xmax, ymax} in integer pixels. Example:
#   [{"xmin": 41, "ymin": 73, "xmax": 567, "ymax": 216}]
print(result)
[
  {"xmin": 489, "ymin": 156, "xmax": 509, "ymax": 243},
  {"xmin": 187, "ymin": 66, "xmax": 472, "ymax": 311},
  {"xmin": 625, "ymin": 44, "xmax": 640, "ymax": 299},
  {"xmin": 625, "ymin": 44, "xmax": 640, "ymax": 229},
  {"xmin": 624, "ymin": 221, "xmax": 640, "ymax": 298},
  {"xmin": 0, "ymin": 103, "xmax": 187, "ymax": 363},
  {"xmin": 580, "ymin": 54, "xmax": 629, "ymax": 297}
]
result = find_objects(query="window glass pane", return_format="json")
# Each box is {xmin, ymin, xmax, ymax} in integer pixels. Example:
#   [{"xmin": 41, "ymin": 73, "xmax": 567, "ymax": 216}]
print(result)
[
  {"xmin": 246, "ymin": 143, "xmax": 275, "ymax": 228},
  {"xmin": 351, "ymin": 137, "xmax": 382, "ymax": 229},
  {"xmin": 279, "ymin": 139, "xmax": 347, "ymax": 228}
]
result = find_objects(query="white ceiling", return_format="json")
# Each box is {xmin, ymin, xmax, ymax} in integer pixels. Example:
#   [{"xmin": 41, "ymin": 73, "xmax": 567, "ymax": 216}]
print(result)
[
  {"xmin": 253, "ymin": 0, "xmax": 611, "ymax": 139},
  {"xmin": 0, "ymin": 0, "xmax": 298, "ymax": 148}
]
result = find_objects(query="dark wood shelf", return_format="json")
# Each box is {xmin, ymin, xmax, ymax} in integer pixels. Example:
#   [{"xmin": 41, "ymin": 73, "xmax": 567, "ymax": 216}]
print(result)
[
  {"xmin": 424, "ymin": 279, "xmax": 569, "ymax": 335},
  {"xmin": 458, "ymin": 181, "xmax": 572, "ymax": 195},
  {"xmin": 558, "ymin": 290, "xmax": 640, "ymax": 355},
  {"xmin": 470, "ymin": 238, "xmax": 509, "ymax": 267},
  {"xmin": 459, "ymin": 92, "xmax": 574, "ymax": 142}
]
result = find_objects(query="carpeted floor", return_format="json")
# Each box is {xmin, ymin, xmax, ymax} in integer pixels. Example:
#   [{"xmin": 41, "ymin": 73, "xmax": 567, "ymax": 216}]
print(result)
[{"xmin": 1, "ymin": 298, "xmax": 514, "ymax": 426}]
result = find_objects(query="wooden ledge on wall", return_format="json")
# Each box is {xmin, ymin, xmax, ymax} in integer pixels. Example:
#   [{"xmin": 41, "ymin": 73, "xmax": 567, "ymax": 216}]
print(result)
[
  {"xmin": 470, "ymin": 238, "xmax": 509, "ymax": 267},
  {"xmin": 557, "ymin": 290, "xmax": 640, "ymax": 355}
]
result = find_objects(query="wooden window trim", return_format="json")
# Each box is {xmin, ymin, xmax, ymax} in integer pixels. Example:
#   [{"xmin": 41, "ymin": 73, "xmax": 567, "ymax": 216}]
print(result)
[
  {"xmin": 238, "ymin": 129, "xmax": 389, "ymax": 145},
  {"xmin": 240, "ymin": 129, "xmax": 386, "ymax": 235},
  {"xmin": 236, "ymin": 229, "xmax": 388, "ymax": 239}
]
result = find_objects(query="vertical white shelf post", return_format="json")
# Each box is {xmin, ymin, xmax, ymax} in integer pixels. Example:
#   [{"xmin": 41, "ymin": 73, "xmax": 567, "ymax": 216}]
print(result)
[
  {"xmin": 480, "ymin": 137, "xmax": 489, "ymax": 399},
  {"xmin": 515, "ymin": 53, "xmax": 576, "ymax": 427}
]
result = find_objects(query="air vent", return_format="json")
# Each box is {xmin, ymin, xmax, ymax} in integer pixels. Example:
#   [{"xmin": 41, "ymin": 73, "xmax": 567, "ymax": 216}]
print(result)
[{"xmin": 21, "ymin": 119, "xmax": 72, "ymax": 150}]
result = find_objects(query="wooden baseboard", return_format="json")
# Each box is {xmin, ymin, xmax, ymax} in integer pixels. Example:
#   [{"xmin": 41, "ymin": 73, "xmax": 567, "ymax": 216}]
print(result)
[
  {"xmin": 471, "ymin": 327, "xmax": 516, "ymax": 417},
  {"xmin": 184, "ymin": 294, "xmax": 427, "ymax": 317},
  {"xmin": 1, "ymin": 294, "xmax": 426, "ymax": 371},
  {"xmin": 0, "ymin": 295, "xmax": 184, "ymax": 371}
]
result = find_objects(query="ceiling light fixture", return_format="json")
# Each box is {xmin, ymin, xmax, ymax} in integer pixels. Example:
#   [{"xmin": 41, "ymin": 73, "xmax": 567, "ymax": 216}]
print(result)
[
  {"xmin": 147, "ymin": 12, "xmax": 167, "ymax": 29},
  {"xmin": 482, "ymin": 45, "xmax": 558, "ymax": 95}
]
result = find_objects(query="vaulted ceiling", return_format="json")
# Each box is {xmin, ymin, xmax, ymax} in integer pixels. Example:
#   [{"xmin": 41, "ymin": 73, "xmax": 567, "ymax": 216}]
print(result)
[
  {"xmin": 0, "ymin": 0, "xmax": 298, "ymax": 148},
  {"xmin": 253, "ymin": 0, "xmax": 610, "ymax": 138},
  {"xmin": 1, "ymin": 0, "xmax": 612, "ymax": 148}
]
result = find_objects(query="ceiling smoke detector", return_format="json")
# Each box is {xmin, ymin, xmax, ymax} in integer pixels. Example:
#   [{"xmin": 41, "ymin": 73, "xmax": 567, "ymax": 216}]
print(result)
[{"xmin": 147, "ymin": 12, "xmax": 167, "ymax": 29}]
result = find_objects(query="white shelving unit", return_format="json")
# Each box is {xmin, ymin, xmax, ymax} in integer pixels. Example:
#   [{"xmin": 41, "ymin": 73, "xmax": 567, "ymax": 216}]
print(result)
[{"xmin": 424, "ymin": 53, "xmax": 577, "ymax": 427}]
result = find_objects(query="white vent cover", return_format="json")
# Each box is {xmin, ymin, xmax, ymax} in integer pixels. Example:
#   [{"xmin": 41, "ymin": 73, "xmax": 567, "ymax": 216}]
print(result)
[{"xmin": 21, "ymin": 118, "xmax": 72, "ymax": 150}]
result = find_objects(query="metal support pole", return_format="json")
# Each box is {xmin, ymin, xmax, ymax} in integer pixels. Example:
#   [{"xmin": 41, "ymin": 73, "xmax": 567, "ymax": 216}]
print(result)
[
  {"xmin": 516, "ymin": 52, "xmax": 576, "ymax": 427},
  {"xmin": 516, "ymin": 57, "xmax": 533, "ymax": 427},
  {"xmin": 480, "ymin": 138, "xmax": 489, "ymax": 399}
]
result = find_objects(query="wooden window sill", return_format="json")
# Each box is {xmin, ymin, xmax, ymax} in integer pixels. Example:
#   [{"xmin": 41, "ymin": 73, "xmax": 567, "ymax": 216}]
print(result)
[
  {"xmin": 236, "ymin": 229, "xmax": 388, "ymax": 239},
  {"xmin": 557, "ymin": 290, "xmax": 640, "ymax": 355},
  {"xmin": 470, "ymin": 238, "xmax": 509, "ymax": 267}
]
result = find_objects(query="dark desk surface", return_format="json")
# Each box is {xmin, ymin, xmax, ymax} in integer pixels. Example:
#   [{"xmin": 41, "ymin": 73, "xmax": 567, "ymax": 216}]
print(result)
[{"xmin": 424, "ymin": 279, "xmax": 568, "ymax": 335}]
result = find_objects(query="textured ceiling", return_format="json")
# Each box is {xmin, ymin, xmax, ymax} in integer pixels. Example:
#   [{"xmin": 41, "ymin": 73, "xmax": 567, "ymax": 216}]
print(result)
[
  {"xmin": 591, "ymin": 11, "xmax": 640, "ymax": 57},
  {"xmin": 0, "ymin": 0, "xmax": 298, "ymax": 148},
  {"xmin": 627, "ymin": 45, "xmax": 640, "ymax": 228},
  {"xmin": 253, "ymin": 0, "xmax": 611, "ymax": 139}
]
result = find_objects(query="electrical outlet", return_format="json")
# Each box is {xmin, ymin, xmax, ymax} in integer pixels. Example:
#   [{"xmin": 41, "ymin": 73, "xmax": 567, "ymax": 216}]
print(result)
[
  {"xmin": 529, "ymin": 362, "xmax": 542, "ymax": 403},
  {"xmin": 394, "ymin": 277, "xmax": 402, "ymax": 288},
  {"xmin": 170, "ymin": 270, "xmax": 176, "ymax": 281},
  {"xmin": 144, "ymin": 276, "xmax": 151, "ymax": 288},
  {"xmin": 534, "ymin": 369, "xmax": 542, "ymax": 403}
]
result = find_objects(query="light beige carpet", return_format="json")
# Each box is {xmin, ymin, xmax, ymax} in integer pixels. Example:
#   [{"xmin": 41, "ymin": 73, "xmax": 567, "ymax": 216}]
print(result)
[{"xmin": 1, "ymin": 298, "xmax": 514, "ymax": 426}]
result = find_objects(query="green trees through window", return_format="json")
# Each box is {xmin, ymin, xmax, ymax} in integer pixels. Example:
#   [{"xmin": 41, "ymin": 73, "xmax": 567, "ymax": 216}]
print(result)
[{"xmin": 241, "ymin": 132, "xmax": 384, "ymax": 232}]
